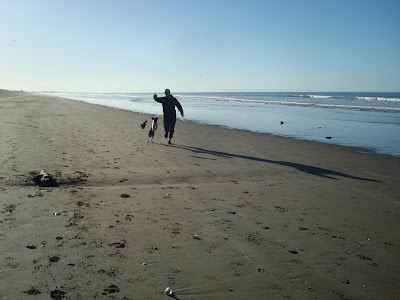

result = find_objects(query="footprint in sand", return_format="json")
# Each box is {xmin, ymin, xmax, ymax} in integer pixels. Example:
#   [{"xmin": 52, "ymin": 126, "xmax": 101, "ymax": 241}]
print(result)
[
  {"xmin": 341, "ymin": 278, "xmax": 350, "ymax": 285},
  {"xmin": 124, "ymin": 214, "xmax": 134, "ymax": 221},
  {"xmin": 357, "ymin": 254, "xmax": 372, "ymax": 261},
  {"xmin": 102, "ymin": 284, "xmax": 119, "ymax": 295},
  {"xmin": 3, "ymin": 204, "xmax": 16, "ymax": 213},
  {"xmin": 49, "ymin": 256, "xmax": 60, "ymax": 263},
  {"xmin": 23, "ymin": 288, "xmax": 41, "ymax": 295},
  {"xmin": 274, "ymin": 206, "xmax": 285, "ymax": 213},
  {"xmin": 109, "ymin": 242, "xmax": 126, "ymax": 248},
  {"xmin": 291, "ymin": 259, "xmax": 303, "ymax": 264}
]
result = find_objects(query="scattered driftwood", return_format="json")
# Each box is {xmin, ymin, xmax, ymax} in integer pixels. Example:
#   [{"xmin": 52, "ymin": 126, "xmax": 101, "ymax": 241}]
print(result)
[{"xmin": 32, "ymin": 170, "xmax": 58, "ymax": 187}]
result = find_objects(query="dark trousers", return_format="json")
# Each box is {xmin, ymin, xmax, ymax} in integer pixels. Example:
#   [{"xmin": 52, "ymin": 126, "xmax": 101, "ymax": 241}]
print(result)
[{"xmin": 164, "ymin": 116, "xmax": 176, "ymax": 138}]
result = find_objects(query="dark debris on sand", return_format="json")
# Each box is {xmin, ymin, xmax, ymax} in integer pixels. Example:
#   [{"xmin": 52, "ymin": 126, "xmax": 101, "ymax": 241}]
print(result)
[
  {"xmin": 32, "ymin": 170, "xmax": 59, "ymax": 187},
  {"xmin": 50, "ymin": 289, "xmax": 66, "ymax": 299}
]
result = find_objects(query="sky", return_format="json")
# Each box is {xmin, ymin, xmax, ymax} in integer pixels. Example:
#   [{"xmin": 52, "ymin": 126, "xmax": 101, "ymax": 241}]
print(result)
[{"xmin": 1, "ymin": 0, "xmax": 399, "ymax": 92}]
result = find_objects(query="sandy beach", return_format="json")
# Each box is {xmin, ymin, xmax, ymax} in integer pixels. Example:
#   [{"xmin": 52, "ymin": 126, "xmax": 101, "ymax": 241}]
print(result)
[{"xmin": 1, "ymin": 90, "xmax": 399, "ymax": 299}]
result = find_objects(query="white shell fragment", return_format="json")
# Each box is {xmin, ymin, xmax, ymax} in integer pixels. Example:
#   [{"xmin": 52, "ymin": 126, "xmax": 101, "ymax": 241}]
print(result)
[{"xmin": 164, "ymin": 287, "xmax": 174, "ymax": 295}]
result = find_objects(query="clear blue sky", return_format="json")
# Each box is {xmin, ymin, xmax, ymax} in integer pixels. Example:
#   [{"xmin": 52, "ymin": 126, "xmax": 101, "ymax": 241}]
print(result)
[{"xmin": 1, "ymin": 0, "xmax": 399, "ymax": 92}]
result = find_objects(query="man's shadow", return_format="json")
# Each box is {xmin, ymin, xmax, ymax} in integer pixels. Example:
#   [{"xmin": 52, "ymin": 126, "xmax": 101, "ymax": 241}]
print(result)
[{"xmin": 163, "ymin": 144, "xmax": 380, "ymax": 182}]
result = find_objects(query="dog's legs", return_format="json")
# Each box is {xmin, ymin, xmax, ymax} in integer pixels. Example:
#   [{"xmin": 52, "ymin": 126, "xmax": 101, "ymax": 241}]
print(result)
[{"xmin": 147, "ymin": 129, "xmax": 155, "ymax": 143}]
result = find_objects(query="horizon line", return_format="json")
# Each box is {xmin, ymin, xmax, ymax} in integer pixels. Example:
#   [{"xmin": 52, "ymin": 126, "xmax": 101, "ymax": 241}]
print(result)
[{"xmin": 30, "ymin": 90, "xmax": 400, "ymax": 94}]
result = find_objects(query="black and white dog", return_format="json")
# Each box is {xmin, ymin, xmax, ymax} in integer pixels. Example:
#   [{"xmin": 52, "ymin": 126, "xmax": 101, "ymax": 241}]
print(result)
[{"xmin": 147, "ymin": 117, "xmax": 158, "ymax": 143}]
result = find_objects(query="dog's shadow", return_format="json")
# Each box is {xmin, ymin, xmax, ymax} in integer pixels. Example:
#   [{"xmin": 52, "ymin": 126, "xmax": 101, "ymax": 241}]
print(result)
[{"xmin": 163, "ymin": 144, "xmax": 380, "ymax": 182}]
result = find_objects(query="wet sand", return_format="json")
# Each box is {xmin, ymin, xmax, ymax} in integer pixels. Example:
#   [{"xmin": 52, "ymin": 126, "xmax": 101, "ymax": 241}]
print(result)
[{"xmin": 1, "ymin": 90, "xmax": 399, "ymax": 299}]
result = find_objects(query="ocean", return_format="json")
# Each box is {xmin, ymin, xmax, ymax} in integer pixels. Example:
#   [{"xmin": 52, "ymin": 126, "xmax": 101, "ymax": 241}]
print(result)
[{"xmin": 46, "ymin": 91, "xmax": 400, "ymax": 157}]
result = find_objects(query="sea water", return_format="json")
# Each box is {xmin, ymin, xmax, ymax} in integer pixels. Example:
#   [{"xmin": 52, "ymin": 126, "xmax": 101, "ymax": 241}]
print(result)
[{"xmin": 46, "ymin": 92, "xmax": 400, "ymax": 157}]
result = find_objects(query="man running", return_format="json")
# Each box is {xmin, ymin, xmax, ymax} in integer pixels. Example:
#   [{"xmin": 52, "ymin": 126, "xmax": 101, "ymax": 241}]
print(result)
[{"xmin": 153, "ymin": 89, "xmax": 184, "ymax": 144}]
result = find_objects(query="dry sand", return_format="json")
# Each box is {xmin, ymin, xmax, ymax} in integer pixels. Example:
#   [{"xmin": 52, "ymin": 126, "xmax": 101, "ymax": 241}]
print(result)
[{"xmin": 0, "ymin": 90, "xmax": 399, "ymax": 299}]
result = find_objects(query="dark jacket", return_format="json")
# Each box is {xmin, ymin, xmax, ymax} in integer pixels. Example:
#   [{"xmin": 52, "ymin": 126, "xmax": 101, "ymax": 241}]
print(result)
[{"xmin": 154, "ymin": 95, "xmax": 184, "ymax": 118}]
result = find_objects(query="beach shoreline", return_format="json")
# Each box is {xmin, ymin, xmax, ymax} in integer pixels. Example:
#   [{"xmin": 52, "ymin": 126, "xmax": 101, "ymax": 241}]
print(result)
[
  {"xmin": 1, "ymin": 90, "xmax": 399, "ymax": 299},
  {"xmin": 44, "ymin": 91, "xmax": 400, "ymax": 158}
]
